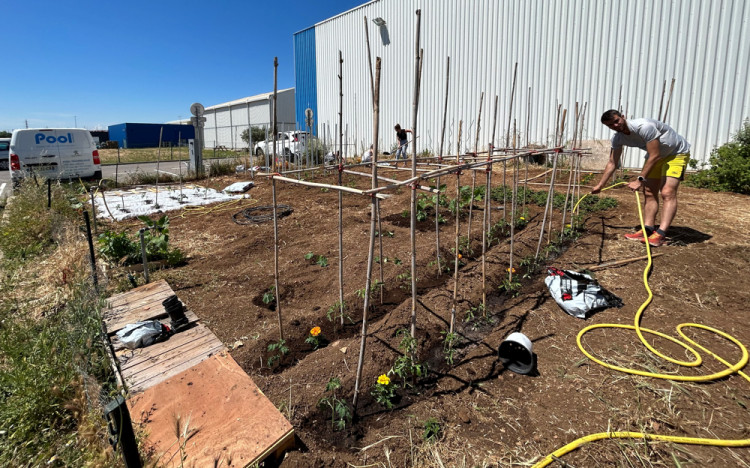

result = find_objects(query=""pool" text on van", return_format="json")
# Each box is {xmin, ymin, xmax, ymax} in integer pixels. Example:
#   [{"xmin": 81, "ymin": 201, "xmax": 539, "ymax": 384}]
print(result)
[{"xmin": 35, "ymin": 133, "xmax": 74, "ymax": 144}]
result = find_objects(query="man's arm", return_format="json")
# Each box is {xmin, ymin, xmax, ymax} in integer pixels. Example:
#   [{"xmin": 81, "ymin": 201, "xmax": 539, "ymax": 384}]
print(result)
[{"xmin": 592, "ymin": 147, "xmax": 622, "ymax": 194}]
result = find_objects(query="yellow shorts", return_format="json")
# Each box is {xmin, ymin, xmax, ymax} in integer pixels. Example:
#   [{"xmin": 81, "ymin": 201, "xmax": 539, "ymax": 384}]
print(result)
[{"xmin": 646, "ymin": 153, "xmax": 689, "ymax": 180}]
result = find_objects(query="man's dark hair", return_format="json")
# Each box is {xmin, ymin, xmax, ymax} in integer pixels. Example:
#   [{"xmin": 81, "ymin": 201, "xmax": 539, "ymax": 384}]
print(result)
[
  {"xmin": 600, "ymin": 109, "xmax": 622, "ymax": 123},
  {"xmin": 394, "ymin": 124, "xmax": 401, "ymax": 130}
]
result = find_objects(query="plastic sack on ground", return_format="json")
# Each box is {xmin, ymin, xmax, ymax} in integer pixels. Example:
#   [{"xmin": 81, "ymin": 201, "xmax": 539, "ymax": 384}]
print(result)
[
  {"xmin": 116, "ymin": 320, "xmax": 170, "ymax": 349},
  {"xmin": 544, "ymin": 267, "xmax": 624, "ymax": 319}
]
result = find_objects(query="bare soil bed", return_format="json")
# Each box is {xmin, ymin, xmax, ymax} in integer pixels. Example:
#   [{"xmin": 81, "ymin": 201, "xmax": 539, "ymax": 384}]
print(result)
[{"xmin": 117, "ymin": 164, "xmax": 750, "ymax": 467}]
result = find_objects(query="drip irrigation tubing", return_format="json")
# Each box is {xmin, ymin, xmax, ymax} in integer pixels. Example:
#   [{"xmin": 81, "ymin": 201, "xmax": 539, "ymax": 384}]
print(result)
[
  {"xmin": 534, "ymin": 187, "xmax": 750, "ymax": 467},
  {"xmin": 232, "ymin": 204, "xmax": 293, "ymax": 225}
]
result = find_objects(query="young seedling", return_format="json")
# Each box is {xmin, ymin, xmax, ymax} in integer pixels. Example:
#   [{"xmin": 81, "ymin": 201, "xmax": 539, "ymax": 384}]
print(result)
[{"xmin": 318, "ymin": 378, "xmax": 351, "ymax": 431}]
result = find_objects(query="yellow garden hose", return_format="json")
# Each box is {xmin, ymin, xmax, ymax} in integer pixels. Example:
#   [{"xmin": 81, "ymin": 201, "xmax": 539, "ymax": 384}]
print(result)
[{"xmin": 533, "ymin": 189, "xmax": 750, "ymax": 467}]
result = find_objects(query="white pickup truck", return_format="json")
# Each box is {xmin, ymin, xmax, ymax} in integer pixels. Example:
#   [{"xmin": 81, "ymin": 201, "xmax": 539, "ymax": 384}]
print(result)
[{"xmin": 254, "ymin": 131, "xmax": 314, "ymax": 161}]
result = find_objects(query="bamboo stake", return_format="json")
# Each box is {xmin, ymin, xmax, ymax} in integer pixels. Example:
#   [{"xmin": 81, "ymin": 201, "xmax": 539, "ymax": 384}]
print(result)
[
  {"xmin": 657, "ymin": 79, "xmax": 667, "ymax": 122},
  {"xmin": 155, "ymin": 126, "xmax": 163, "ymax": 209},
  {"xmin": 353, "ymin": 56, "xmax": 381, "ymax": 412},
  {"xmin": 337, "ymin": 51, "xmax": 345, "ymax": 327},
  {"xmin": 560, "ymin": 103, "xmax": 578, "ymax": 236},
  {"xmin": 272, "ymin": 58, "xmax": 278, "ymax": 174},
  {"xmin": 272, "ymin": 175, "xmax": 388, "ymax": 199},
  {"xmin": 363, "ymin": 20, "xmax": 384, "ymax": 303},
  {"xmin": 364, "ymin": 17, "xmax": 374, "ymax": 103},
  {"xmin": 548, "ymin": 109, "xmax": 567, "ymax": 243},
  {"xmin": 271, "ymin": 58, "xmax": 283, "ymax": 342},
  {"xmin": 450, "ymin": 121, "xmax": 462, "ymax": 334},
  {"xmin": 467, "ymin": 92, "xmax": 484, "ymax": 241},
  {"xmin": 435, "ymin": 57, "xmax": 450, "ymax": 277},
  {"xmin": 662, "ymin": 78, "xmax": 676, "ymax": 121},
  {"xmin": 535, "ymin": 150, "xmax": 560, "ymax": 260},
  {"xmin": 410, "ymin": 9, "xmax": 422, "ymax": 339},
  {"xmin": 505, "ymin": 62, "xmax": 518, "ymax": 148},
  {"xmin": 482, "ymin": 96, "xmax": 499, "ymax": 311},
  {"xmin": 508, "ymin": 121, "xmax": 518, "ymax": 289}
]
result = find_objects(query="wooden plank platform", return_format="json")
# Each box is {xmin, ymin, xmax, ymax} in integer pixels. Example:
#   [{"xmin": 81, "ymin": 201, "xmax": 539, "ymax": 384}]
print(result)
[
  {"xmin": 127, "ymin": 352, "xmax": 295, "ymax": 468},
  {"xmin": 104, "ymin": 280, "xmax": 294, "ymax": 466},
  {"xmin": 102, "ymin": 279, "xmax": 225, "ymax": 394}
]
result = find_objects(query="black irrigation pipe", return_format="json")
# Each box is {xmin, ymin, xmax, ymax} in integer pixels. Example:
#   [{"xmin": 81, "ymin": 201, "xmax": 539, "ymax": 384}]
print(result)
[{"xmin": 232, "ymin": 204, "xmax": 293, "ymax": 225}]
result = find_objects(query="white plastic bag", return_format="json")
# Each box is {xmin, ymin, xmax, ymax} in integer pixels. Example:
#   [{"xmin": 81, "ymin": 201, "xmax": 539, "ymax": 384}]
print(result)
[
  {"xmin": 116, "ymin": 320, "xmax": 169, "ymax": 349},
  {"xmin": 544, "ymin": 267, "xmax": 623, "ymax": 319}
]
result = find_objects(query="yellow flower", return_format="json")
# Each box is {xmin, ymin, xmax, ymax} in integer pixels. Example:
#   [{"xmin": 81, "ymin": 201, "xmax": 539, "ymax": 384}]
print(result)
[
  {"xmin": 566, "ymin": 224, "xmax": 571, "ymax": 228},
  {"xmin": 310, "ymin": 326, "xmax": 321, "ymax": 337},
  {"xmin": 458, "ymin": 253, "xmax": 462, "ymax": 259},
  {"xmin": 519, "ymin": 216, "xmax": 525, "ymax": 221},
  {"xmin": 507, "ymin": 267, "xmax": 516, "ymax": 273},
  {"xmin": 377, "ymin": 374, "xmax": 390, "ymax": 385}
]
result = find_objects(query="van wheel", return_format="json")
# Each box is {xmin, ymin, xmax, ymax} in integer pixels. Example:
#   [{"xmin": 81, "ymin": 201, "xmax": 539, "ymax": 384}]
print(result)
[{"xmin": 256, "ymin": 148, "xmax": 265, "ymax": 157}]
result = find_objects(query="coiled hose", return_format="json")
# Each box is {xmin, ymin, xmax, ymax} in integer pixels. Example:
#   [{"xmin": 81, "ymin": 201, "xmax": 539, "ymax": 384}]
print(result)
[{"xmin": 534, "ymin": 187, "xmax": 750, "ymax": 467}]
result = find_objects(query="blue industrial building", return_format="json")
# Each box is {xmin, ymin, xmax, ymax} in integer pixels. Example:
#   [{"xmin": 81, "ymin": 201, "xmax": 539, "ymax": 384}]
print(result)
[
  {"xmin": 108, "ymin": 123, "xmax": 195, "ymax": 148},
  {"xmin": 294, "ymin": 27, "xmax": 317, "ymax": 134}
]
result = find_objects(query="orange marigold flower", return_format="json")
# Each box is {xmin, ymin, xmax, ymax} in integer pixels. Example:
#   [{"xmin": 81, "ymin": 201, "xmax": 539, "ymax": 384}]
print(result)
[
  {"xmin": 310, "ymin": 326, "xmax": 321, "ymax": 337},
  {"xmin": 458, "ymin": 253, "xmax": 463, "ymax": 259},
  {"xmin": 377, "ymin": 374, "xmax": 390, "ymax": 385},
  {"xmin": 507, "ymin": 267, "xmax": 516, "ymax": 273}
]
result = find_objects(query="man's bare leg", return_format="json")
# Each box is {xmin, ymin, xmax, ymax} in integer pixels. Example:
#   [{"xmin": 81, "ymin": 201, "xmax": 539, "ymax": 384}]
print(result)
[{"xmin": 657, "ymin": 176, "xmax": 680, "ymax": 232}]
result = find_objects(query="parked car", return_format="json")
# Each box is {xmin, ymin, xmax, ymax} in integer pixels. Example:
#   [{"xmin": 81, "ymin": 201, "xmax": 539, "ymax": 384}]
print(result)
[
  {"xmin": 254, "ymin": 131, "xmax": 316, "ymax": 161},
  {"xmin": 9, "ymin": 129, "xmax": 102, "ymax": 187},
  {"xmin": 0, "ymin": 137, "xmax": 9, "ymax": 170}
]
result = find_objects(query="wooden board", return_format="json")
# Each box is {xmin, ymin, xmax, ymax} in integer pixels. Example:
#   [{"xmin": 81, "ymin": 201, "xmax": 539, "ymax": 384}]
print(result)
[
  {"xmin": 127, "ymin": 353, "xmax": 295, "ymax": 468},
  {"xmin": 103, "ymin": 280, "xmax": 226, "ymax": 394},
  {"xmin": 103, "ymin": 279, "xmax": 198, "ymax": 334}
]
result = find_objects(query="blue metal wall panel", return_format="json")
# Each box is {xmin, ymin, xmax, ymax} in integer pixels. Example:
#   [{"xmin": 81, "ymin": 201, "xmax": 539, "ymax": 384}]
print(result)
[
  {"xmin": 107, "ymin": 123, "xmax": 195, "ymax": 148},
  {"xmin": 108, "ymin": 124, "xmax": 127, "ymax": 147},
  {"xmin": 294, "ymin": 27, "xmax": 318, "ymax": 134}
]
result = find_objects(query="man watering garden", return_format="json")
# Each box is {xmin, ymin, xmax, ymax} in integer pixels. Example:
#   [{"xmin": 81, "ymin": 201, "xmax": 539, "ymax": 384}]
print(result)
[{"xmin": 591, "ymin": 109, "xmax": 691, "ymax": 247}]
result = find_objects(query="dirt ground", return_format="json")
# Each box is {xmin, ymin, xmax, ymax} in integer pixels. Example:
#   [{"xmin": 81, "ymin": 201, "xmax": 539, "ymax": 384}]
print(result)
[{"xmin": 116, "ymin": 162, "xmax": 750, "ymax": 467}]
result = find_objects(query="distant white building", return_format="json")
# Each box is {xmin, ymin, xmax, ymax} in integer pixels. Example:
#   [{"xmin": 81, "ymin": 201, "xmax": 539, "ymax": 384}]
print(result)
[{"xmin": 198, "ymin": 88, "xmax": 296, "ymax": 149}]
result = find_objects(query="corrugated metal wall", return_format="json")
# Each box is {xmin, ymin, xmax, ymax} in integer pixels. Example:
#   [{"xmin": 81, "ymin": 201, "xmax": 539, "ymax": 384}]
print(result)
[{"xmin": 305, "ymin": 0, "xmax": 750, "ymax": 167}]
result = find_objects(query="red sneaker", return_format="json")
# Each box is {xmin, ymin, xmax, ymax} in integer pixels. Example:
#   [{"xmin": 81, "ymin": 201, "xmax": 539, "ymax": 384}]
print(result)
[
  {"xmin": 646, "ymin": 232, "xmax": 666, "ymax": 247},
  {"xmin": 624, "ymin": 230, "xmax": 646, "ymax": 241}
]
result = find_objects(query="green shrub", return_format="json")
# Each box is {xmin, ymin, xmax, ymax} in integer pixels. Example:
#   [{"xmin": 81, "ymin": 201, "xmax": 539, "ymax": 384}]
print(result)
[
  {"xmin": 97, "ymin": 215, "xmax": 185, "ymax": 267},
  {"xmin": 0, "ymin": 281, "xmax": 114, "ymax": 467},
  {"xmin": 686, "ymin": 120, "xmax": 750, "ymax": 194},
  {"xmin": 0, "ymin": 180, "xmax": 80, "ymax": 259}
]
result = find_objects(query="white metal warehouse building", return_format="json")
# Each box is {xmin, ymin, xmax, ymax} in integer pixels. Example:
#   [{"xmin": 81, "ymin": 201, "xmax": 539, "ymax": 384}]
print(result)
[
  {"xmin": 294, "ymin": 0, "xmax": 750, "ymax": 167},
  {"xmin": 201, "ymin": 88, "xmax": 296, "ymax": 149}
]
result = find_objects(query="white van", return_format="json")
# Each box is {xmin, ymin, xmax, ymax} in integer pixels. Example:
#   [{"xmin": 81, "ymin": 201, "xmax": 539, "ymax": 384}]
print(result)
[{"xmin": 9, "ymin": 129, "xmax": 102, "ymax": 185}]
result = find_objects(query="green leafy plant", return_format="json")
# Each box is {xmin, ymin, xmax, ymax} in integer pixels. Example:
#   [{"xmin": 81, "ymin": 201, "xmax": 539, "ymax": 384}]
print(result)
[
  {"xmin": 441, "ymin": 331, "xmax": 460, "ymax": 365},
  {"xmin": 355, "ymin": 280, "xmax": 383, "ymax": 300},
  {"xmin": 389, "ymin": 329, "xmax": 426, "ymax": 388},
  {"xmin": 304, "ymin": 252, "xmax": 329, "ymax": 267},
  {"xmin": 687, "ymin": 120, "xmax": 750, "ymax": 194},
  {"xmin": 326, "ymin": 300, "xmax": 353, "ymax": 325},
  {"xmin": 371, "ymin": 374, "xmax": 398, "ymax": 409},
  {"xmin": 97, "ymin": 230, "xmax": 138, "ymax": 265},
  {"xmin": 267, "ymin": 339, "xmax": 289, "ymax": 367},
  {"xmin": 318, "ymin": 378, "xmax": 352, "ymax": 431},
  {"xmin": 499, "ymin": 277, "xmax": 522, "ymax": 297},
  {"xmin": 422, "ymin": 417, "xmax": 443, "ymax": 443},
  {"xmin": 262, "ymin": 285, "xmax": 276, "ymax": 306},
  {"xmin": 305, "ymin": 326, "xmax": 325, "ymax": 349}
]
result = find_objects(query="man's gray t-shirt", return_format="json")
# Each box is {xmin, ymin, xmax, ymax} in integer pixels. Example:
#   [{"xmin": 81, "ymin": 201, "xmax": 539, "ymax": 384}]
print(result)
[{"xmin": 611, "ymin": 118, "xmax": 690, "ymax": 156}]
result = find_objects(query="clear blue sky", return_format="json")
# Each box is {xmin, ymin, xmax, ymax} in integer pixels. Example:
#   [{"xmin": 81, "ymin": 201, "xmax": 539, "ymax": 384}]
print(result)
[{"xmin": 1, "ymin": 0, "xmax": 365, "ymax": 132}]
